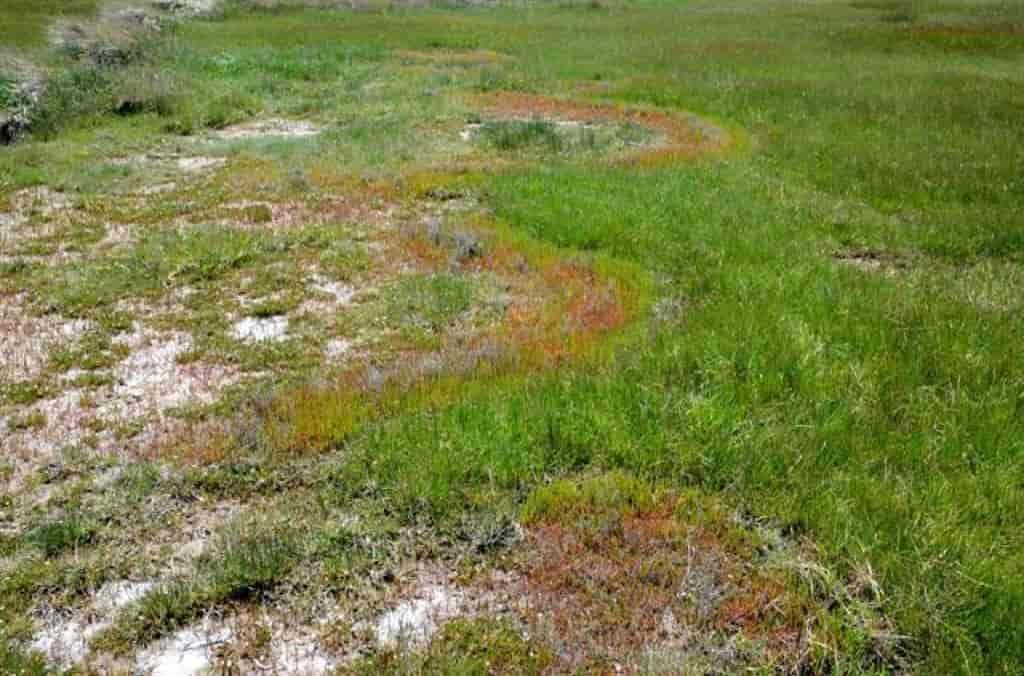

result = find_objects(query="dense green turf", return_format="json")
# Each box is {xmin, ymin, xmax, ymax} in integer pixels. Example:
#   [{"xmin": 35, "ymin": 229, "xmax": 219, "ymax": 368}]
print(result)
[
  {"xmin": 3, "ymin": 0, "xmax": 1022, "ymax": 672},
  {"xmin": 306, "ymin": 3, "xmax": 1023, "ymax": 671}
]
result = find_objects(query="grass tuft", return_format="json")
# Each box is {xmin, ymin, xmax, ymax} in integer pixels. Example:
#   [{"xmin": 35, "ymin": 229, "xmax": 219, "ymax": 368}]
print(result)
[
  {"xmin": 95, "ymin": 519, "xmax": 299, "ymax": 653},
  {"xmin": 25, "ymin": 517, "xmax": 96, "ymax": 558}
]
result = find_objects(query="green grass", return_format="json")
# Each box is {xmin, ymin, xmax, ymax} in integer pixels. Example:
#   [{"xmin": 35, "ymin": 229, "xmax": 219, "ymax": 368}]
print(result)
[
  {"xmin": 0, "ymin": 641, "xmax": 48, "ymax": 676},
  {"xmin": 25, "ymin": 517, "xmax": 96, "ymax": 558},
  {"xmin": 478, "ymin": 119, "xmax": 564, "ymax": 152},
  {"xmin": 385, "ymin": 273, "xmax": 476, "ymax": 333},
  {"xmin": 350, "ymin": 617, "xmax": 554, "ymax": 674},
  {"xmin": 477, "ymin": 119, "xmax": 651, "ymax": 156},
  {"xmin": 2, "ymin": 0, "xmax": 1023, "ymax": 672},
  {"xmin": 96, "ymin": 520, "xmax": 299, "ymax": 652},
  {"xmin": 0, "ymin": 0, "xmax": 98, "ymax": 51},
  {"xmin": 43, "ymin": 227, "xmax": 294, "ymax": 317}
]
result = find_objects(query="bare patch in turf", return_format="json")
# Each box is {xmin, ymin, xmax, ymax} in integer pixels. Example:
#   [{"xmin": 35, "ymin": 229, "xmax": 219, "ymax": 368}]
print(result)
[
  {"xmin": 212, "ymin": 118, "xmax": 322, "ymax": 141},
  {"xmin": 31, "ymin": 580, "xmax": 155, "ymax": 669},
  {"xmin": 833, "ymin": 247, "xmax": 908, "ymax": 275}
]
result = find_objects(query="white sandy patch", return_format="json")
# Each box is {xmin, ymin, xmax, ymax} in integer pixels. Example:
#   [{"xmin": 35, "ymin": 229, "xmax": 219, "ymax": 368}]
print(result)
[
  {"xmin": 142, "ymin": 182, "xmax": 178, "ymax": 195},
  {"xmin": 222, "ymin": 199, "xmax": 272, "ymax": 211},
  {"xmin": 300, "ymin": 274, "xmax": 358, "ymax": 317},
  {"xmin": 13, "ymin": 186, "xmax": 73, "ymax": 216},
  {"xmin": 311, "ymin": 277, "xmax": 357, "ymax": 304},
  {"xmin": 325, "ymin": 338, "xmax": 354, "ymax": 360},
  {"xmin": 375, "ymin": 584, "xmax": 463, "ymax": 648},
  {"xmin": 96, "ymin": 222, "xmax": 134, "ymax": 251},
  {"xmin": 94, "ymin": 581, "xmax": 155, "ymax": 614},
  {"xmin": 1, "ymin": 390, "xmax": 90, "ymax": 457},
  {"xmin": 177, "ymin": 156, "xmax": 227, "ymax": 173},
  {"xmin": 0, "ymin": 296, "xmax": 93, "ymax": 382},
  {"xmin": 108, "ymin": 327, "xmax": 239, "ymax": 412},
  {"xmin": 213, "ymin": 118, "xmax": 321, "ymax": 141},
  {"xmin": 111, "ymin": 331, "xmax": 199, "ymax": 409},
  {"xmin": 2, "ymin": 326, "xmax": 240, "ymax": 461},
  {"xmin": 31, "ymin": 580, "xmax": 154, "ymax": 668},
  {"xmin": 154, "ymin": 0, "xmax": 219, "ymax": 15},
  {"xmin": 231, "ymin": 316, "xmax": 289, "ymax": 342},
  {"xmin": 137, "ymin": 620, "xmax": 232, "ymax": 676},
  {"xmin": 0, "ymin": 187, "xmax": 75, "ymax": 251},
  {"xmin": 270, "ymin": 632, "xmax": 334, "ymax": 674},
  {"xmin": 111, "ymin": 151, "xmax": 224, "ymax": 179}
]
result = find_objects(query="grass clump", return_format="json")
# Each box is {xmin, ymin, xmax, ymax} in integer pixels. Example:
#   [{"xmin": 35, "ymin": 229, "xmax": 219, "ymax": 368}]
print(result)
[
  {"xmin": 0, "ymin": 640, "xmax": 48, "ymax": 676},
  {"xmin": 47, "ymin": 227, "xmax": 283, "ymax": 315},
  {"xmin": 479, "ymin": 120, "xmax": 563, "ymax": 152},
  {"xmin": 351, "ymin": 618, "xmax": 553, "ymax": 675},
  {"xmin": 205, "ymin": 525, "xmax": 298, "ymax": 601},
  {"xmin": 7, "ymin": 412, "xmax": 48, "ymax": 433},
  {"xmin": 385, "ymin": 273, "xmax": 475, "ymax": 333},
  {"xmin": 477, "ymin": 119, "xmax": 650, "ymax": 156},
  {"xmin": 96, "ymin": 519, "xmax": 299, "ymax": 652},
  {"xmin": 0, "ymin": 380, "xmax": 50, "ymax": 406},
  {"xmin": 25, "ymin": 517, "xmax": 96, "ymax": 557}
]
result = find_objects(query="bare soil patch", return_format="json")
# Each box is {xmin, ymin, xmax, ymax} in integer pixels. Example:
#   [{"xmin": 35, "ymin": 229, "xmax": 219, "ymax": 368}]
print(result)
[
  {"xmin": 833, "ymin": 247, "xmax": 908, "ymax": 275},
  {"xmin": 212, "ymin": 118, "xmax": 322, "ymax": 141}
]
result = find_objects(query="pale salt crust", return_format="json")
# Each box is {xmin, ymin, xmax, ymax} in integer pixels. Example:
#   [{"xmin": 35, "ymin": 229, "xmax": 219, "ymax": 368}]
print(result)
[
  {"xmin": 325, "ymin": 337, "xmax": 354, "ymax": 360},
  {"xmin": 1, "ymin": 328, "xmax": 240, "ymax": 461},
  {"xmin": 374, "ymin": 583, "xmax": 464, "ymax": 647},
  {"xmin": 31, "ymin": 581, "xmax": 154, "ymax": 668},
  {"xmin": 137, "ymin": 620, "xmax": 232, "ymax": 676},
  {"xmin": 231, "ymin": 316, "xmax": 289, "ymax": 342},
  {"xmin": 0, "ymin": 294, "xmax": 93, "ymax": 382},
  {"xmin": 212, "ymin": 118, "xmax": 321, "ymax": 141},
  {"xmin": 0, "ymin": 187, "xmax": 75, "ymax": 252},
  {"xmin": 300, "ymin": 274, "xmax": 358, "ymax": 316},
  {"xmin": 176, "ymin": 156, "xmax": 227, "ymax": 173},
  {"xmin": 267, "ymin": 624, "xmax": 335, "ymax": 675}
]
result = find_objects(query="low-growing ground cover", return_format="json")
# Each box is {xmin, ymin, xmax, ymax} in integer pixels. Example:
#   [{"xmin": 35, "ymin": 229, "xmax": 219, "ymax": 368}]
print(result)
[{"xmin": 1, "ymin": 0, "xmax": 1023, "ymax": 673}]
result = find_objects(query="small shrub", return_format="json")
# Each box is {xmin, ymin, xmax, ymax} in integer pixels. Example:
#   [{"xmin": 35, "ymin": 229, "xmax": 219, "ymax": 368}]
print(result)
[
  {"xmin": 27, "ymin": 67, "xmax": 113, "ymax": 139},
  {"xmin": 0, "ymin": 75, "xmax": 17, "ymax": 110}
]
